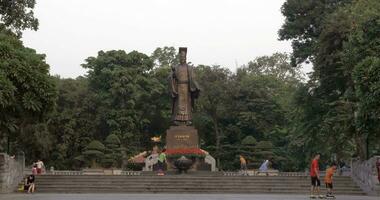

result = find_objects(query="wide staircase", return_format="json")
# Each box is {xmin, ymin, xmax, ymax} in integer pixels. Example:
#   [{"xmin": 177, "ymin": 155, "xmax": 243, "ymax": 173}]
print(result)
[{"xmin": 34, "ymin": 174, "xmax": 365, "ymax": 195}]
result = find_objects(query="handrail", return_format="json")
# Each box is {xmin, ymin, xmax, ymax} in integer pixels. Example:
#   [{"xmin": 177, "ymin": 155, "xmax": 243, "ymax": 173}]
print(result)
[
  {"xmin": 34, "ymin": 170, "xmax": 143, "ymax": 176},
  {"xmin": 351, "ymin": 156, "xmax": 380, "ymax": 195}
]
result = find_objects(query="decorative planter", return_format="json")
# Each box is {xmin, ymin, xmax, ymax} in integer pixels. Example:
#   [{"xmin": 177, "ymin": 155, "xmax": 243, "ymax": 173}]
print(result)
[{"xmin": 174, "ymin": 156, "xmax": 193, "ymax": 173}]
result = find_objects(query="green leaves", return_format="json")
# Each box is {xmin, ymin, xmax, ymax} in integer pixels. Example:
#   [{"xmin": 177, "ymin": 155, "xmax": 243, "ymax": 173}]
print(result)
[
  {"xmin": 0, "ymin": 26, "xmax": 56, "ymax": 155},
  {"xmin": 279, "ymin": 0, "xmax": 352, "ymax": 66},
  {"xmin": 81, "ymin": 49, "xmax": 166, "ymax": 159},
  {"xmin": 281, "ymin": 0, "xmax": 380, "ymax": 161},
  {"xmin": 0, "ymin": 0, "xmax": 39, "ymax": 35}
]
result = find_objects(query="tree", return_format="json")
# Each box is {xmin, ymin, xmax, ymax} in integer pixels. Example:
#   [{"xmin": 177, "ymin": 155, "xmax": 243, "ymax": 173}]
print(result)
[
  {"xmin": 194, "ymin": 65, "xmax": 232, "ymax": 168},
  {"xmin": 151, "ymin": 46, "xmax": 179, "ymax": 68},
  {"xmin": 253, "ymin": 141, "xmax": 275, "ymax": 167},
  {"xmin": 103, "ymin": 134, "xmax": 124, "ymax": 168},
  {"xmin": 0, "ymin": 26, "xmax": 56, "ymax": 159},
  {"xmin": 47, "ymin": 76, "xmax": 96, "ymax": 169},
  {"xmin": 240, "ymin": 135, "xmax": 257, "ymax": 167},
  {"xmin": 279, "ymin": 0, "xmax": 352, "ymax": 66},
  {"xmin": 280, "ymin": 0, "xmax": 380, "ymax": 161},
  {"xmin": 82, "ymin": 50, "xmax": 163, "ymax": 157},
  {"xmin": 83, "ymin": 140, "xmax": 105, "ymax": 168},
  {"xmin": 0, "ymin": 0, "xmax": 39, "ymax": 35},
  {"xmin": 245, "ymin": 52, "xmax": 303, "ymax": 82},
  {"xmin": 342, "ymin": 0, "xmax": 380, "ymax": 157}
]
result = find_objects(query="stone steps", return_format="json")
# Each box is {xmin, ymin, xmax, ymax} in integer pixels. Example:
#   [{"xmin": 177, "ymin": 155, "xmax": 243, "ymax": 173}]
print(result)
[{"xmin": 33, "ymin": 175, "xmax": 366, "ymax": 195}]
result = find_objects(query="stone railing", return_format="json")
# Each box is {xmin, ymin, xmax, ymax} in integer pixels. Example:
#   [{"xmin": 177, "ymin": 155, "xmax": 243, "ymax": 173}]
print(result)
[
  {"xmin": 51, "ymin": 170, "xmax": 83, "ymax": 175},
  {"xmin": 0, "ymin": 153, "xmax": 25, "ymax": 193},
  {"xmin": 40, "ymin": 170, "xmax": 142, "ymax": 176},
  {"xmin": 223, "ymin": 170, "xmax": 308, "ymax": 176},
  {"xmin": 222, "ymin": 170, "xmax": 350, "ymax": 177},
  {"xmin": 351, "ymin": 156, "xmax": 380, "ymax": 196},
  {"xmin": 278, "ymin": 171, "xmax": 308, "ymax": 176},
  {"xmin": 121, "ymin": 171, "xmax": 142, "ymax": 176}
]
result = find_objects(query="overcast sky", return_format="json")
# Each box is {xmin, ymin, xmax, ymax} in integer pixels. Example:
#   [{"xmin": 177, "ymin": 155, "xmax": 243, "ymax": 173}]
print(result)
[{"xmin": 22, "ymin": 0, "xmax": 294, "ymax": 78}]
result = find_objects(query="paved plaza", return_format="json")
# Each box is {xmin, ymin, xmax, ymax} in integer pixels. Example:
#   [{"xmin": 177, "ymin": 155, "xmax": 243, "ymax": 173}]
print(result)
[{"xmin": 0, "ymin": 193, "xmax": 378, "ymax": 200}]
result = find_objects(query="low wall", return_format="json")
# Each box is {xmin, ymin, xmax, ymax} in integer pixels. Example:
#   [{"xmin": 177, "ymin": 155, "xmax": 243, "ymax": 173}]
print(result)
[
  {"xmin": 351, "ymin": 156, "xmax": 380, "ymax": 196},
  {"xmin": 0, "ymin": 153, "xmax": 24, "ymax": 193}
]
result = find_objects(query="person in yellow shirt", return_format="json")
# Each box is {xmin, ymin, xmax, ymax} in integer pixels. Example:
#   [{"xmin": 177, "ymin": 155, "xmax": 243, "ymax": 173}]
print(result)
[
  {"xmin": 240, "ymin": 155, "xmax": 248, "ymax": 176},
  {"xmin": 324, "ymin": 163, "xmax": 337, "ymax": 198}
]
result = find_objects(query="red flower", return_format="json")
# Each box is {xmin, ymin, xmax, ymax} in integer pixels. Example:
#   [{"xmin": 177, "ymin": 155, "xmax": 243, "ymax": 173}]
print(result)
[{"xmin": 166, "ymin": 148, "xmax": 205, "ymax": 156}]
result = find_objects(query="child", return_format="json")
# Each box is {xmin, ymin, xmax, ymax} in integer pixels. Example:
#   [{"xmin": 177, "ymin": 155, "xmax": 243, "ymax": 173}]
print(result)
[{"xmin": 324, "ymin": 162, "xmax": 337, "ymax": 198}]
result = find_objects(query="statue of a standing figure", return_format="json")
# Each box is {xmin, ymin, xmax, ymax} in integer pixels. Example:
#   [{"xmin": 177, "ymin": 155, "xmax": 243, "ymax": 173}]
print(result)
[{"xmin": 170, "ymin": 47, "xmax": 200, "ymax": 125}]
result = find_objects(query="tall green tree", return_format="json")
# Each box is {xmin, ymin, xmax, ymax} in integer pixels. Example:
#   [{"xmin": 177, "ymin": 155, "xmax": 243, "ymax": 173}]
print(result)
[
  {"xmin": 47, "ymin": 77, "xmax": 97, "ymax": 169},
  {"xmin": 280, "ymin": 0, "xmax": 380, "ymax": 161},
  {"xmin": 0, "ymin": 26, "xmax": 56, "ymax": 159},
  {"xmin": 279, "ymin": 0, "xmax": 352, "ymax": 66},
  {"xmin": 194, "ymin": 65, "xmax": 232, "ymax": 168},
  {"xmin": 82, "ymin": 50, "xmax": 164, "ymax": 156}
]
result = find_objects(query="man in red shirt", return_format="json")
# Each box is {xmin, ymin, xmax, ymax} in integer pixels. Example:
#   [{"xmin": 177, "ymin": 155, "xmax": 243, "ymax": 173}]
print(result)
[{"xmin": 310, "ymin": 153, "xmax": 322, "ymax": 198}]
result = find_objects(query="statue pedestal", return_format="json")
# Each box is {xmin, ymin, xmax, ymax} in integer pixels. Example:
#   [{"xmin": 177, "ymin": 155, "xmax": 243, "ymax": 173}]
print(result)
[
  {"xmin": 165, "ymin": 125, "xmax": 200, "ymax": 171},
  {"xmin": 166, "ymin": 126, "xmax": 199, "ymax": 149}
]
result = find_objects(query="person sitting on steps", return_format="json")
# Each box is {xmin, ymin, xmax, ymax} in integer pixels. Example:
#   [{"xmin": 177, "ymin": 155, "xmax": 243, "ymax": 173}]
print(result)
[{"xmin": 24, "ymin": 174, "xmax": 35, "ymax": 193}]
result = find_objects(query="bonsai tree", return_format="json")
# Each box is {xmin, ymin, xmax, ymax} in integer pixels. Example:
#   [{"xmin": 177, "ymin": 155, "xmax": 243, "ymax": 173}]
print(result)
[
  {"xmin": 83, "ymin": 140, "xmax": 105, "ymax": 168},
  {"xmin": 102, "ymin": 134, "xmax": 124, "ymax": 168},
  {"xmin": 253, "ymin": 140, "xmax": 275, "ymax": 168},
  {"xmin": 240, "ymin": 135, "xmax": 257, "ymax": 168}
]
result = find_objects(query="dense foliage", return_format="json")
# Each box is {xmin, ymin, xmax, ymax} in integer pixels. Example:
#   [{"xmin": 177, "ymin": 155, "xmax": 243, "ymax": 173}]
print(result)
[
  {"xmin": 280, "ymin": 0, "xmax": 380, "ymax": 162},
  {"xmin": 0, "ymin": 0, "xmax": 39, "ymax": 35},
  {"xmin": 0, "ymin": 26, "xmax": 56, "ymax": 160}
]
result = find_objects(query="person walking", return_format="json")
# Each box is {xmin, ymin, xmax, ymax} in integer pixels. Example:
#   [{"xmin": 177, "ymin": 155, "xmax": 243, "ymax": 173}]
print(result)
[
  {"xmin": 258, "ymin": 160, "xmax": 269, "ymax": 176},
  {"xmin": 310, "ymin": 153, "xmax": 323, "ymax": 199},
  {"xmin": 157, "ymin": 149, "xmax": 166, "ymax": 176},
  {"xmin": 240, "ymin": 155, "xmax": 248, "ymax": 176}
]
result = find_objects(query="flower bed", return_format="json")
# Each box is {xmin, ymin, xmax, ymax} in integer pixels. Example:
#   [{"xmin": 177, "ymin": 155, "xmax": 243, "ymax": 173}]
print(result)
[{"xmin": 166, "ymin": 148, "xmax": 206, "ymax": 158}]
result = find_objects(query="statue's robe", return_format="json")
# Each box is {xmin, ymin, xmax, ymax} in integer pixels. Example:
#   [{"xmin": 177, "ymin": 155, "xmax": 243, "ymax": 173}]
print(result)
[{"xmin": 170, "ymin": 64, "xmax": 200, "ymax": 123}]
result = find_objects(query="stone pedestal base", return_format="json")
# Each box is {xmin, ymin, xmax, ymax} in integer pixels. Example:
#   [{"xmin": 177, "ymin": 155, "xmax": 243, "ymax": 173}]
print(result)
[
  {"xmin": 166, "ymin": 125, "xmax": 209, "ymax": 171},
  {"xmin": 166, "ymin": 125, "xmax": 199, "ymax": 149}
]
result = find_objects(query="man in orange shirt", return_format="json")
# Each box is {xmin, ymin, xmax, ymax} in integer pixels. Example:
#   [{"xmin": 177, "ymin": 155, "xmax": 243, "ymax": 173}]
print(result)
[
  {"xmin": 310, "ymin": 153, "xmax": 322, "ymax": 198},
  {"xmin": 240, "ymin": 155, "xmax": 248, "ymax": 176},
  {"xmin": 325, "ymin": 163, "xmax": 337, "ymax": 198}
]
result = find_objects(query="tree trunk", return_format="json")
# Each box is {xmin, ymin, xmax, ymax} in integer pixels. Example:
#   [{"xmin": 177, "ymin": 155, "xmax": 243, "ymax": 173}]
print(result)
[
  {"xmin": 7, "ymin": 133, "xmax": 10, "ymax": 154},
  {"xmin": 213, "ymin": 118, "xmax": 220, "ymax": 169},
  {"xmin": 354, "ymin": 133, "xmax": 367, "ymax": 160}
]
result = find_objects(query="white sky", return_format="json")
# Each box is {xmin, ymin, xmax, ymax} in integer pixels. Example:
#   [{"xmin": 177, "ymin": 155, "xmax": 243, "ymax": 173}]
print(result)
[{"xmin": 22, "ymin": 0, "xmax": 296, "ymax": 78}]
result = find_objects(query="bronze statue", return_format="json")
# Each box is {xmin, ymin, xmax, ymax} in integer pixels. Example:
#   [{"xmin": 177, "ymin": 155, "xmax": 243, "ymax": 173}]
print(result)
[{"xmin": 169, "ymin": 47, "xmax": 200, "ymax": 125}]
